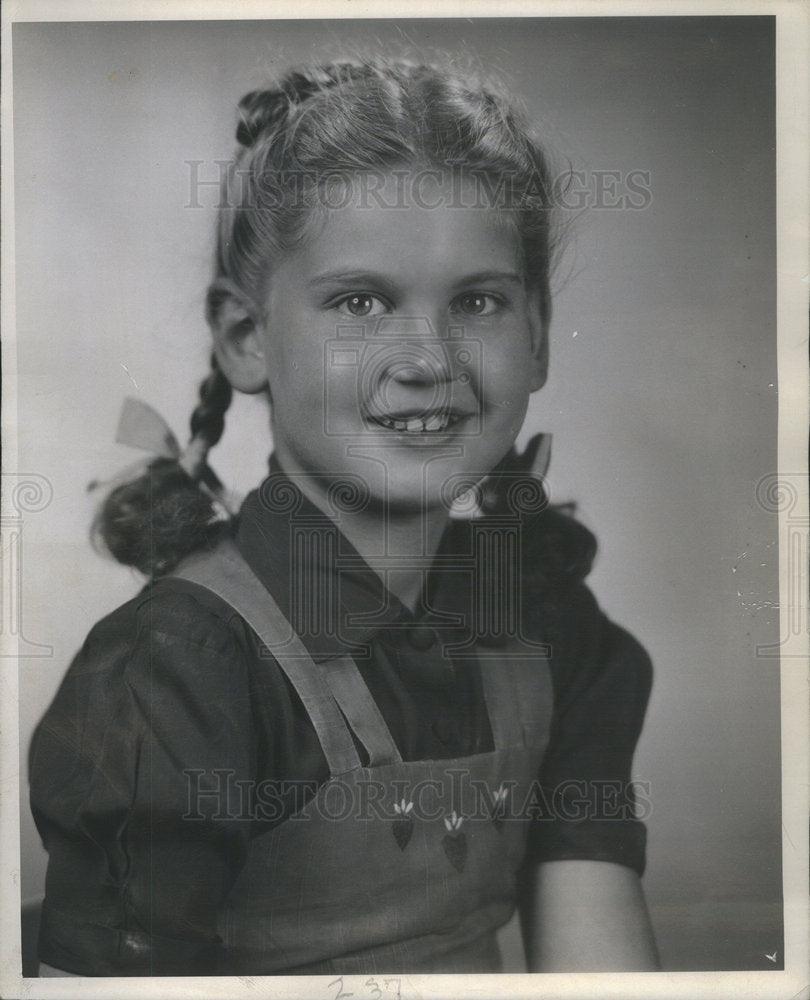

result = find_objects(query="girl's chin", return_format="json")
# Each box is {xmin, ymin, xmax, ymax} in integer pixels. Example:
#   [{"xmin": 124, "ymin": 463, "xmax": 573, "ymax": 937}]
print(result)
[
  {"xmin": 365, "ymin": 471, "xmax": 488, "ymax": 519},
  {"xmin": 290, "ymin": 447, "xmax": 501, "ymax": 518},
  {"xmin": 360, "ymin": 483, "xmax": 454, "ymax": 517}
]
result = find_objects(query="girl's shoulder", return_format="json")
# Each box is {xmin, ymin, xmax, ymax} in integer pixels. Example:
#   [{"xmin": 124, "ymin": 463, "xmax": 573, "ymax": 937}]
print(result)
[
  {"xmin": 74, "ymin": 573, "xmax": 252, "ymax": 684},
  {"xmin": 516, "ymin": 506, "xmax": 653, "ymax": 690},
  {"xmin": 31, "ymin": 574, "xmax": 261, "ymax": 778},
  {"xmin": 30, "ymin": 574, "xmax": 262, "ymax": 828}
]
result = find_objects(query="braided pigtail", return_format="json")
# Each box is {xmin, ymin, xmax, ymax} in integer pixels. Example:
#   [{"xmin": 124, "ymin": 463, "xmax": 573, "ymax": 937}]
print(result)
[
  {"xmin": 94, "ymin": 355, "xmax": 232, "ymax": 578},
  {"xmin": 186, "ymin": 353, "xmax": 232, "ymax": 486}
]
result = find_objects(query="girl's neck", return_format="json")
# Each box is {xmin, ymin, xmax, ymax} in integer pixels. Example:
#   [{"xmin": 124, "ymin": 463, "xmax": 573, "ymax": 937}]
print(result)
[
  {"xmin": 339, "ymin": 505, "xmax": 449, "ymax": 614},
  {"xmin": 281, "ymin": 465, "xmax": 448, "ymax": 613}
]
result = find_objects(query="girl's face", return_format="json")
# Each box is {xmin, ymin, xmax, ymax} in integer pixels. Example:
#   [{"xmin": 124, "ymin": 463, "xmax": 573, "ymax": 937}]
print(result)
[{"xmin": 258, "ymin": 172, "xmax": 546, "ymax": 514}]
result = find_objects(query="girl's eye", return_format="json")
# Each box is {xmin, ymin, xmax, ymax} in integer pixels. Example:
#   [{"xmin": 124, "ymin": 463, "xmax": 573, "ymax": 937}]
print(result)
[
  {"xmin": 335, "ymin": 294, "xmax": 388, "ymax": 317},
  {"xmin": 452, "ymin": 293, "xmax": 503, "ymax": 317}
]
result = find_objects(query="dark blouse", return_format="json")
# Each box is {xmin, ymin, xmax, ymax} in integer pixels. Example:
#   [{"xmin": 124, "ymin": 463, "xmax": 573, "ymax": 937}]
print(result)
[{"xmin": 29, "ymin": 467, "xmax": 652, "ymax": 975}]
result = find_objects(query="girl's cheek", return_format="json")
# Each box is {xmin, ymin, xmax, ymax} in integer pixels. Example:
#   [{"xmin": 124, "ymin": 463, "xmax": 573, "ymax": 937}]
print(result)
[{"xmin": 483, "ymin": 336, "xmax": 534, "ymax": 384}]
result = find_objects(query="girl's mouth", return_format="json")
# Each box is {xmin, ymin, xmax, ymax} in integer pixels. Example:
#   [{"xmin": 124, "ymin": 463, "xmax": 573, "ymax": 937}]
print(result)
[{"xmin": 364, "ymin": 410, "xmax": 461, "ymax": 433}]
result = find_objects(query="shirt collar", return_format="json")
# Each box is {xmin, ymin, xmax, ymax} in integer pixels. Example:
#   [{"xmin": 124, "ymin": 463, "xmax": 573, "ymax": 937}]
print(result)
[
  {"xmin": 234, "ymin": 459, "xmax": 518, "ymax": 661},
  {"xmin": 235, "ymin": 459, "xmax": 407, "ymax": 661}
]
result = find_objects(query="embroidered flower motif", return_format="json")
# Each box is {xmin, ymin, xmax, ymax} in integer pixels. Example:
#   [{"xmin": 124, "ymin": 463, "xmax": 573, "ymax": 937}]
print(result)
[
  {"xmin": 392, "ymin": 799, "xmax": 414, "ymax": 851},
  {"xmin": 489, "ymin": 784, "xmax": 510, "ymax": 832},
  {"xmin": 442, "ymin": 810, "xmax": 467, "ymax": 872},
  {"xmin": 443, "ymin": 810, "xmax": 463, "ymax": 833}
]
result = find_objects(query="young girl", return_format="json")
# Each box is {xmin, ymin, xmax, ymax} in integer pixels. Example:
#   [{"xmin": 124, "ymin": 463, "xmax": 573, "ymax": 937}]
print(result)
[{"xmin": 30, "ymin": 59, "xmax": 658, "ymax": 976}]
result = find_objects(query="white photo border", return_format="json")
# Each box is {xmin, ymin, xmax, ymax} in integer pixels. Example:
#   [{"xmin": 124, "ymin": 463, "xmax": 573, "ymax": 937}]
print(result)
[{"xmin": 2, "ymin": 2, "xmax": 807, "ymax": 999}]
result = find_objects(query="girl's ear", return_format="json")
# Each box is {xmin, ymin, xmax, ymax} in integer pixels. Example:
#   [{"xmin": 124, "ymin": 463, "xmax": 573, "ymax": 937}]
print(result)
[
  {"xmin": 206, "ymin": 279, "xmax": 268, "ymax": 394},
  {"xmin": 528, "ymin": 289, "xmax": 550, "ymax": 392}
]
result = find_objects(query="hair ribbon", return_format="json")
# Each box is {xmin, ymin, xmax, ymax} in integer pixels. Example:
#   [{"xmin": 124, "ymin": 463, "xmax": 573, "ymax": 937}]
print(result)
[{"xmin": 88, "ymin": 397, "xmax": 238, "ymax": 515}]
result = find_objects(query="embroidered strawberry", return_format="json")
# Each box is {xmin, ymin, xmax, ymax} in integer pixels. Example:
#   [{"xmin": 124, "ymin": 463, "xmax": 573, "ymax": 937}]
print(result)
[
  {"xmin": 392, "ymin": 799, "xmax": 414, "ymax": 851},
  {"xmin": 442, "ymin": 811, "xmax": 467, "ymax": 872},
  {"xmin": 489, "ymin": 784, "xmax": 509, "ymax": 832}
]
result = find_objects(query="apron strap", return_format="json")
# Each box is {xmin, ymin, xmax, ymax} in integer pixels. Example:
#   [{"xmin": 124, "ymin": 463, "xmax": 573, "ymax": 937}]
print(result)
[
  {"xmin": 322, "ymin": 656, "xmax": 403, "ymax": 767},
  {"xmin": 476, "ymin": 650, "xmax": 554, "ymax": 751},
  {"xmin": 172, "ymin": 541, "xmax": 362, "ymax": 776}
]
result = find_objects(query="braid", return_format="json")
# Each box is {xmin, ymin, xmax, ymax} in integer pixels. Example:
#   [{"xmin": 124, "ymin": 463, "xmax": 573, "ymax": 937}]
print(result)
[
  {"xmin": 189, "ymin": 353, "xmax": 232, "ymax": 454},
  {"xmin": 93, "ymin": 356, "xmax": 232, "ymax": 577},
  {"xmin": 235, "ymin": 62, "xmax": 384, "ymax": 149}
]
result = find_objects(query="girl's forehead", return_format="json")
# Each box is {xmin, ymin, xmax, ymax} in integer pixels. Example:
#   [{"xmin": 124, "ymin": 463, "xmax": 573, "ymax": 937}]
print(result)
[{"xmin": 289, "ymin": 170, "xmax": 523, "ymax": 278}]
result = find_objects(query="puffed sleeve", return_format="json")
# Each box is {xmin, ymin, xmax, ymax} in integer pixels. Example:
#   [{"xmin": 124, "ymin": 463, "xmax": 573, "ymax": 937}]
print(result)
[
  {"xmin": 526, "ymin": 582, "xmax": 653, "ymax": 875},
  {"xmin": 29, "ymin": 583, "xmax": 257, "ymax": 975}
]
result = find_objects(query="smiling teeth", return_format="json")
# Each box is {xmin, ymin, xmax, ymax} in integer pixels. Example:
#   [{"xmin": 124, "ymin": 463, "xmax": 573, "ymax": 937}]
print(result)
[{"xmin": 372, "ymin": 413, "xmax": 452, "ymax": 432}]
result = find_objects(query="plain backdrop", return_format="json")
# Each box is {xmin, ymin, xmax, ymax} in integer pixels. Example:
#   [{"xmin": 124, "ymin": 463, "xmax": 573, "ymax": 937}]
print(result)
[{"xmin": 12, "ymin": 16, "xmax": 780, "ymax": 972}]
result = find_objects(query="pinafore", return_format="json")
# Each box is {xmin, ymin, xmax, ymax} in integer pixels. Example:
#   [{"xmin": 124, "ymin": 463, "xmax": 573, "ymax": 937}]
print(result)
[{"xmin": 175, "ymin": 540, "xmax": 553, "ymax": 974}]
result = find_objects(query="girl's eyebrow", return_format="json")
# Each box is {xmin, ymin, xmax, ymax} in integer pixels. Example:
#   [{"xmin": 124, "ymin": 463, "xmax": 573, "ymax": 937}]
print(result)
[
  {"xmin": 452, "ymin": 270, "xmax": 525, "ymax": 288},
  {"xmin": 309, "ymin": 269, "xmax": 525, "ymax": 289},
  {"xmin": 309, "ymin": 270, "xmax": 398, "ymax": 291}
]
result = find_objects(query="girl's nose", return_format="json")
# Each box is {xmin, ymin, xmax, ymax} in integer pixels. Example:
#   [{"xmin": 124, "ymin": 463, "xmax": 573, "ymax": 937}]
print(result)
[
  {"xmin": 369, "ymin": 316, "xmax": 453, "ymax": 386},
  {"xmin": 384, "ymin": 353, "xmax": 448, "ymax": 385}
]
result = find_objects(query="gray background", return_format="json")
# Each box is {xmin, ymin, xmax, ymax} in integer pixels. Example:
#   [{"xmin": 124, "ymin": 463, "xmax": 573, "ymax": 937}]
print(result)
[{"xmin": 13, "ymin": 17, "xmax": 780, "ymax": 972}]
